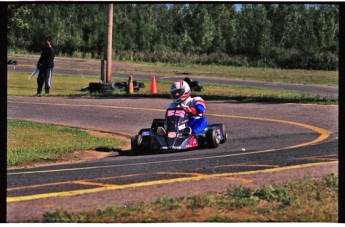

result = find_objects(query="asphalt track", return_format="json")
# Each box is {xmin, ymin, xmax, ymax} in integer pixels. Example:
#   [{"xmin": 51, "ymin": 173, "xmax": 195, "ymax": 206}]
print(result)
[
  {"xmin": 7, "ymin": 95, "xmax": 338, "ymax": 221},
  {"xmin": 7, "ymin": 55, "xmax": 339, "ymax": 221}
]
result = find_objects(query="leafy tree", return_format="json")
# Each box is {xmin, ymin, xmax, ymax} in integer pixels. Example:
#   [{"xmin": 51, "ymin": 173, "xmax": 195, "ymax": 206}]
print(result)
[
  {"xmin": 7, "ymin": 3, "xmax": 338, "ymax": 70},
  {"xmin": 113, "ymin": 4, "xmax": 137, "ymax": 51},
  {"xmin": 189, "ymin": 4, "xmax": 216, "ymax": 53},
  {"xmin": 132, "ymin": 4, "xmax": 156, "ymax": 51},
  {"xmin": 7, "ymin": 4, "xmax": 32, "ymax": 49}
]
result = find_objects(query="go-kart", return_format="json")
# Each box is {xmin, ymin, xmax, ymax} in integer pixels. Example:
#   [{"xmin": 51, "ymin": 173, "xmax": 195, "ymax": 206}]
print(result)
[{"xmin": 131, "ymin": 107, "xmax": 227, "ymax": 154}]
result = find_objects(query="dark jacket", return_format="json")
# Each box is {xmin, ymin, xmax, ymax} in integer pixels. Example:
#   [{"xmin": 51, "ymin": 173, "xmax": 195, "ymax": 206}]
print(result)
[{"xmin": 37, "ymin": 46, "xmax": 55, "ymax": 69}]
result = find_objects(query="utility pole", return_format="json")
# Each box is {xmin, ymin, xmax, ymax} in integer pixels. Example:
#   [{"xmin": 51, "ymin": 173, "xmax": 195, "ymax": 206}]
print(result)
[{"xmin": 106, "ymin": 3, "xmax": 113, "ymax": 83}]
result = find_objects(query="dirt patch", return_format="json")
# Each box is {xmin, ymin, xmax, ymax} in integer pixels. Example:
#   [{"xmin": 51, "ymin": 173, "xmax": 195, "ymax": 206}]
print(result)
[
  {"xmin": 73, "ymin": 150, "xmax": 114, "ymax": 161},
  {"xmin": 85, "ymin": 130, "xmax": 130, "ymax": 143},
  {"xmin": 7, "ymin": 150, "xmax": 116, "ymax": 170}
]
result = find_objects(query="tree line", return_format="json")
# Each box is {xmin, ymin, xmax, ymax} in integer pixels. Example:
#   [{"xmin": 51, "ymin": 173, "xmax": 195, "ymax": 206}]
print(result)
[{"xmin": 7, "ymin": 3, "xmax": 339, "ymax": 70}]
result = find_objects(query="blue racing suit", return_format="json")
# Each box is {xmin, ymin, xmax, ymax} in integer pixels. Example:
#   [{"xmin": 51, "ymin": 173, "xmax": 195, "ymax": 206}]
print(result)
[{"xmin": 168, "ymin": 96, "xmax": 207, "ymax": 134}]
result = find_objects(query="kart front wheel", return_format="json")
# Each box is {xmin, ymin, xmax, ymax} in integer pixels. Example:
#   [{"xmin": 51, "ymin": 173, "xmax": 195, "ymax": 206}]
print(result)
[
  {"xmin": 131, "ymin": 135, "xmax": 142, "ymax": 154},
  {"xmin": 206, "ymin": 129, "xmax": 220, "ymax": 148}
]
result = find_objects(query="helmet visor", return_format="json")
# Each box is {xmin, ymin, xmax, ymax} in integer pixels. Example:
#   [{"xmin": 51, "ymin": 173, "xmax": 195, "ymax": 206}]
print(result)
[{"xmin": 171, "ymin": 88, "xmax": 185, "ymax": 100}]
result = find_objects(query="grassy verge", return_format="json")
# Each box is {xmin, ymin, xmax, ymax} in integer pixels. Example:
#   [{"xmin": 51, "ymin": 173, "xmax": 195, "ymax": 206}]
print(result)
[
  {"xmin": 39, "ymin": 173, "xmax": 338, "ymax": 222},
  {"xmin": 7, "ymin": 71, "xmax": 337, "ymax": 104},
  {"xmin": 8, "ymin": 54, "xmax": 338, "ymax": 86},
  {"xmin": 7, "ymin": 119, "xmax": 125, "ymax": 167},
  {"xmin": 115, "ymin": 61, "xmax": 339, "ymax": 86}
]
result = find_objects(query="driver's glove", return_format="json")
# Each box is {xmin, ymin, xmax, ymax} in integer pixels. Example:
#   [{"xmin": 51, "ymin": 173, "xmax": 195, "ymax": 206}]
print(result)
[{"xmin": 184, "ymin": 107, "xmax": 197, "ymax": 115}]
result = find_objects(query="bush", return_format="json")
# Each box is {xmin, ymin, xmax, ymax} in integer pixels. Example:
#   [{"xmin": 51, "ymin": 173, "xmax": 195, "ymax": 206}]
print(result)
[
  {"xmin": 9, "ymin": 47, "xmax": 337, "ymax": 71},
  {"xmin": 275, "ymin": 49, "xmax": 338, "ymax": 70}
]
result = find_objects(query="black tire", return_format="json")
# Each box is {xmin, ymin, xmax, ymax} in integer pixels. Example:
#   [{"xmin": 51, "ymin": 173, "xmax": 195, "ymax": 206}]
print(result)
[
  {"xmin": 183, "ymin": 77, "xmax": 193, "ymax": 83},
  {"xmin": 113, "ymin": 82, "xmax": 126, "ymax": 91},
  {"xmin": 133, "ymin": 81, "xmax": 140, "ymax": 92},
  {"xmin": 133, "ymin": 81, "xmax": 139, "ymax": 89},
  {"xmin": 220, "ymin": 124, "xmax": 227, "ymax": 144},
  {"xmin": 206, "ymin": 129, "xmax": 220, "ymax": 148},
  {"xmin": 89, "ymin": 82, "xmax": 112, "ymax": 94},
  {"xmin": 192, "ymin": 81, "xmax": 199, "ymax": 87},
  {"xmin": 7, "ymin": 60, "xmax": 17, "ymax": 65},
  {"xmin": 183, "ymin": 77, "xmax": 193, "ymax": 88},
  {"xmin": 131, "ymin": 135, "xmax": 142, "ymax": 154},
  {"xmin": 193, "ymin": 86, "xmax": 203, "ymax": 92},
  {"xmin": 111, "ymin": 82, "xmax": 119, "ymax": 90}
]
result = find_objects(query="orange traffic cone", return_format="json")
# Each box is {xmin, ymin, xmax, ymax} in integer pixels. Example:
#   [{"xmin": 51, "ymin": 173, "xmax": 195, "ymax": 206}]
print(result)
[
  {"xmin": 127, "ymin": 75, "xmax": 134, "ymax": 94},
  {"xmin": 150, "ymin": 76, "xmax": 157, "ymax": 94}
]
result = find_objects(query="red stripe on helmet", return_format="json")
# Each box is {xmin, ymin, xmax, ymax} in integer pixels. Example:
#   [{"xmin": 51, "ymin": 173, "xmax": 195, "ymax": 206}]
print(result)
[{"xmin": 181, "ymin": 90, "xmax": 191, "ymax": 100}]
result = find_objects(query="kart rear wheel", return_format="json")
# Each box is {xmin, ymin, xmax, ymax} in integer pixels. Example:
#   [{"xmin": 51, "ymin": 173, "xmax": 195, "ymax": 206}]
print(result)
[
  {"xmin": 131, "ymin": 135, "xmax": 142, "ymax": 154},
  {"xmin": 206, "ymin": 128, "xmax": 220, "ymax": 148},
  {"xmin": 220, "ymin": 124, "xmax": 228, "ymax": 144}
]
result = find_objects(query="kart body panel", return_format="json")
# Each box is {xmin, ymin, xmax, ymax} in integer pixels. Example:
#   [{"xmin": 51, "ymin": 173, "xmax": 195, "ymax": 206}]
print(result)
[{"xmin": 131, "ymin": 108, "xmax": 227, "ymax": 154}]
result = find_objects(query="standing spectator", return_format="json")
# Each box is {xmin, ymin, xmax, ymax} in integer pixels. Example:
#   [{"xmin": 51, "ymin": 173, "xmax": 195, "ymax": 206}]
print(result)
[{"xmin": 36, "ymin": 37, "xmax": 55, "ymax": 96}]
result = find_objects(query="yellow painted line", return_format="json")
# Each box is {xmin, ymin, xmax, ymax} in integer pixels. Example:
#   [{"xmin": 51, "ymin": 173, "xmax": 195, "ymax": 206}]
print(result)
[
  {"xmin": 9, "ymin": 130, "xmax": 331, "ymax": 175},
  {"xmin": 154, "ymin": 172, "xmax": 205, "ymax": 177},
  {"xmin": 7, "ymin": 159, "xmax": 197, "ymax": 175},
  {"xmin": 219, "ymin": 161, "xmax": 338, "ymax": 178},
  {"xmin": 206, "ymin": 113, "xmax": 332, "ymax": 149},
  {"xmin": 7, "ymin": 145, "xmax": 330, "ymax": 176},
  {"xmin": 7, "ymin": 172, "xmax": 203, "ymax": 192},
  {"xmin": 72, "ymin": 180, "xmax": 115, "ymax": 187},
  {"xmin": 292, "ymin": 154, "xmax": 338, "ymax": 162},
  {"xmin": 7, "ymin": 181, "xmax": 72, "ymax": 191},
  {"xmin": 223, "ymin": 163, "xmax": 281, "ymax": 168},
  {"xmin": 7, "ymin": 172, "xmax": 205, "ymax": 193},
  {"xmin": 310, "ymin": 158, "xmax": 338, "ymax": 161},
  {"xmin": 7, "ymin": 174, "xmax": 142, "ymax": 191},
  {"xmin": 7, "ymin": 100, "xmax": 334, "ymax": 201},
  {"xmin": 189, "ymin": 163, "xmax": 281, "ymax": 172},
  {"xmin": 9, "ymin": 100, "xmax": 332, "ymax": 142},
  {"xmin": 245, "ymin": 164, "xmax": 281, "ymax": 168},
  {"xmin": 7, "ymin": 101, "xmax": 166, "ymax": 113},
  {"xmin": 224, "ymin": 163, "xmax": 281, "ymax": 168},
  {"xmin": 7, "ymin": 161, "xmax": 338, "ymax": 203},
  {"xmin": 296, "ymin": 157, "xmax": 338, "ymax": 161},
  {"xmin": 8, "ymin": 102, "xmax": 331, "ymax": 175},
  {"xmin": 5, "ymin": 144, "xmax": 321, "ymax": 176},
  {"xmin": 321, "ymin": 154, "xmax": 338, "ymax": 157}
]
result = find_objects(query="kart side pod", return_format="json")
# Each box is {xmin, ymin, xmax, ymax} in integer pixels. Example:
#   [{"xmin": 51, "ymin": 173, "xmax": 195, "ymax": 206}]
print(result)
[{"xmin": 130, "ymin": 108, "xmax": 227, "ymax": 154}]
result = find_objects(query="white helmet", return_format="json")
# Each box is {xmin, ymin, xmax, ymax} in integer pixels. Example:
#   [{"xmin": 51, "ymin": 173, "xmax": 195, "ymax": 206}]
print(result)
[{"xmin": 170, "ymin": 80, "xmax": 191, "ymax": 103}]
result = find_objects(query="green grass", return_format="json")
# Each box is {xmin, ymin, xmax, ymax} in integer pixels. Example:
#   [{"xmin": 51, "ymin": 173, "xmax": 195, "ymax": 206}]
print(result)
[
  {"xmin": 7, "ymin": 54, "xmax": 338, "ymax": 87},
  {"xmin": 39, "ymin": 174, "xmax": 338, "ymax": 222},
  {"xmin": 106, "ymin": 61, "xmax": 338, "ymax": 86},
  {"xmin": 8, "ymin": 72, "xmax": 97, "ymax": 96},
  {"xmin": 7, "ymin": 119, "xmax": 125, "ymax": 167},
  {"xmin": 7, "ymin": 71, "xmax": 337, "ymax": 104}
]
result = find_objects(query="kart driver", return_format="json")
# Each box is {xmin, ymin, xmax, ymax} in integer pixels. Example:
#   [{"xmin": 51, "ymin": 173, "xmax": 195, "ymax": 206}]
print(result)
[{"xmin": 168, "ymin": 80, "xmax": 207, "ymax": 134}]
